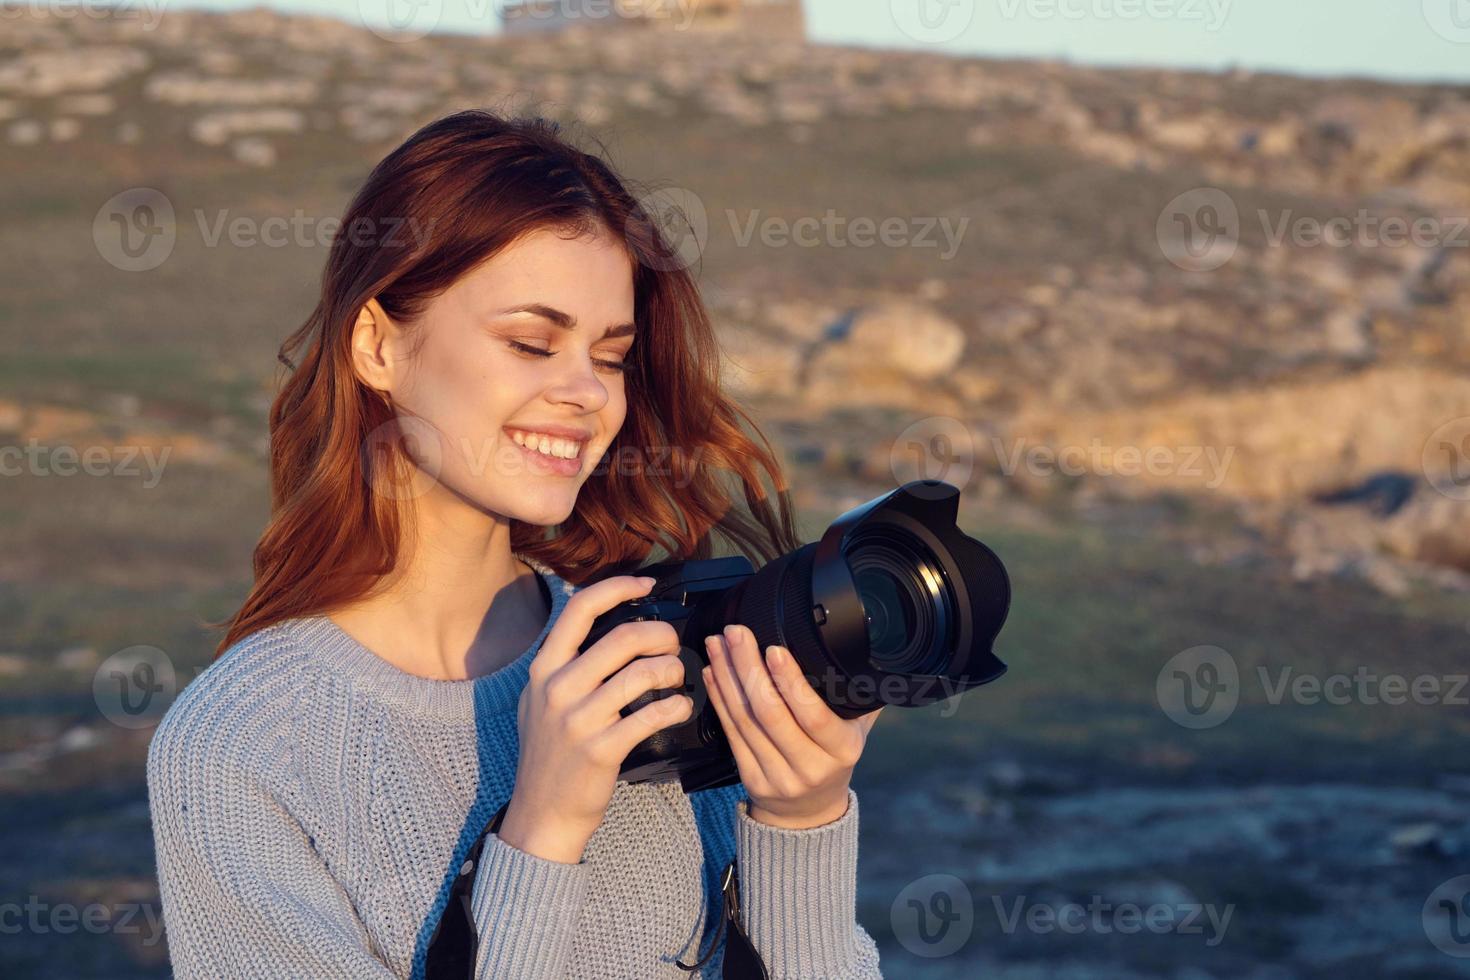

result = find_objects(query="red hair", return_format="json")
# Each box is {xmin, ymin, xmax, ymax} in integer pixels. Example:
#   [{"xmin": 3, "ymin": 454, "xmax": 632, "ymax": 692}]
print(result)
[{"xmin": 212, "ymin": 109, "xmax": 799, "ymax": 656}]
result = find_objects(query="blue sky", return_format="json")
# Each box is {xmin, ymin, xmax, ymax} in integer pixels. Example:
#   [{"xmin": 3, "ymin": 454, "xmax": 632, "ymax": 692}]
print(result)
[{"xmin": 176, "ymin": 0, "xmax": 1470, "ymax": 82}]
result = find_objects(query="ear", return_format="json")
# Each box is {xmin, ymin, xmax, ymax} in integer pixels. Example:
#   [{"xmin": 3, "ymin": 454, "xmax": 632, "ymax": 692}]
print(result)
[{"xmin": 349, "ymin": 298, "xmax": 406, "ymax": 397}]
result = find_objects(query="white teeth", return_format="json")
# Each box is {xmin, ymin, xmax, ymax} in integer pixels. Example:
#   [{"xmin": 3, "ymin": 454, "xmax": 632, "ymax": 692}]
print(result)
[{"xmin": 510, "ymin": 429, "xmax": 581, "ymax": 460}]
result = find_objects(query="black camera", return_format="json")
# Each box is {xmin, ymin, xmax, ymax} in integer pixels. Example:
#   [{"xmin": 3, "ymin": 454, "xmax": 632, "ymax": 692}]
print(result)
[{"xmin": 579, "ymin": 479, "xmax": 1011, "ymax": 794}]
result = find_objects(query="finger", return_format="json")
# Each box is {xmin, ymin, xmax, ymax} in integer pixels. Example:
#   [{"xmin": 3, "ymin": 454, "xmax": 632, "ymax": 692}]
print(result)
[
  {"xmin": 702, "ymin": 663, "xmax": 768, "ymax": 787},
  {"xmin": 706, "ymin": 632, "xmax": 798, "ymax": 779},
  {"xmin": 602, "ymin": 689, "xmax": 694, "ymax": 762},
  {"xmin": 764, "ymin": 643, "xmax": 860, "ymax": 760},
  {"xmin": 532, "ymin": 574, "xmax": 657, "ymax": 677},
  {"xmin": 562, "ymin": 618, "xmax": 682, "ymax": 690},
  {"xmin": 859, "ymin": 706, "xmax": 886, "ymax": 737},
  {"xmin": 578, "ymin": 653, "xmax": 687, "ymax": 727},
  {"xmin": 720, "ymin": 625, "xmax": 816, "ymax": 756}
]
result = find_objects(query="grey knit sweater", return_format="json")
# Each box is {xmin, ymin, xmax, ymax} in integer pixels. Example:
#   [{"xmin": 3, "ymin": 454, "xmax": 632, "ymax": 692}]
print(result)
[{"xmin": 147, "ymin": 559, "xmax": 884, "ymax": 979}]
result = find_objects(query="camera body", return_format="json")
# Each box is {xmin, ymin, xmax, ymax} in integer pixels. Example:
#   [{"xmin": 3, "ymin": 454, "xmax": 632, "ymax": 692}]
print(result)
[
  {"xmin": 579, "ymin": 479, "xmax": 1012, "ymax": 794},
  {"xmin": 582, "ymin": 554, "xmax": 761, "ymax": 793}
]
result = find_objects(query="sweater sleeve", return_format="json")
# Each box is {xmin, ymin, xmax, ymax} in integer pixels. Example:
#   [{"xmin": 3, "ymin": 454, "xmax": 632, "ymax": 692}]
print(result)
[
  {"xmin": 148, "ymin": 703, "xmax": 589, "ymax": 979},
  {"xmin": 733, "ymin": 788, "xmax": 883, "ymax": 979},
  {"xmin": 466, "ymin": 830, "xmax": 590, "ymax": 977},
  {"xmin": 148, "ymin": 718, "xmax": 402, "ymax": 979}
]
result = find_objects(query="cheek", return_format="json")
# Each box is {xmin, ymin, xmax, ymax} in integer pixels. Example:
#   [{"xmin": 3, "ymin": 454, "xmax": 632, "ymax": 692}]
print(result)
[
  {"xmin": 605, "ymin": 385, "xmax": 629, "ymax": 434},
  {"xmin": 403, "ymin": 340, "xmax": 524, "ymax": 439}
]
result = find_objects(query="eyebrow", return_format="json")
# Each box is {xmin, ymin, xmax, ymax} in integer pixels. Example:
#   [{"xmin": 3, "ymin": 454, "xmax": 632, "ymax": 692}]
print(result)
[{"xmin": 493, "ymin": 303, "xmax": 636, "ymax": 339}]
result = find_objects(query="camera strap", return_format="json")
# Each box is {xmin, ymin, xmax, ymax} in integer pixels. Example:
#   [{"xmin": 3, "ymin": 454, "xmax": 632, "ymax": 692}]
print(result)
[
  {"xmin": 423, "ymin": 801, "xmax": 769, "ymax": 980},
  {"xmin": 675, "ymin": 857, "xmax": 770, "ymax": 980}
]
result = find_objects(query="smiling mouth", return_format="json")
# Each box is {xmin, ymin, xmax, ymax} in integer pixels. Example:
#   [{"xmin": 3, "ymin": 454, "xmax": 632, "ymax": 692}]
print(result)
[{"xmin": 505, "ymin": 428, "xmax": 586, "ymax": 461}]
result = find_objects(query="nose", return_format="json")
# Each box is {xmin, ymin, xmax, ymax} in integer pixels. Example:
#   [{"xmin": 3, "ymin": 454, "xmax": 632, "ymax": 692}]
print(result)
[{"xmin": 545, "ymin": 350, "xmax": 611, "ymax": 414}]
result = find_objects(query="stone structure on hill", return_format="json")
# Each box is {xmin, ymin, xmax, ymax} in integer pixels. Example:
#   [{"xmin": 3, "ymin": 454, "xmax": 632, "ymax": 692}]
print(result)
[{"xmin": 500, "ymin": 0, "xmax": 806, "ymax": 41}]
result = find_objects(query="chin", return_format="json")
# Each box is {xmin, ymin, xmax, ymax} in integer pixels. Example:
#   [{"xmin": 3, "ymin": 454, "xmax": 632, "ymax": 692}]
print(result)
[{"xmin": 496, "ymin": 483, "xmax": 582, "ymax": 527}]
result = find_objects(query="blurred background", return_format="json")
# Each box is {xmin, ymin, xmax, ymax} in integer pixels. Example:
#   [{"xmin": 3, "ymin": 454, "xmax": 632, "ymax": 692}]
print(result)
[{"xmin": 3, "ymin": 1, "xmax": 1470, "ymax": 977}]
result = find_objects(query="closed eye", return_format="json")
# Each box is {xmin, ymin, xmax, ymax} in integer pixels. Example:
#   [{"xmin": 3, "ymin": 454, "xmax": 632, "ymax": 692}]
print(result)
[{"xmin": 507, "ymin": 340, "xmax": 632, "ymax": 374}]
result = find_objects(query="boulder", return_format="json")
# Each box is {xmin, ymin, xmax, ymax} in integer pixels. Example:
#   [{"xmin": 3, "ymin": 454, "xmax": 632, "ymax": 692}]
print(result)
[
  {"xmin": 717, "ymin": 323, "xmax": 802, "ymax": 398},
  {"xmin": 835, "ymin": 300, "xmax": 967, "ymax": 381},
  {"xmin": 799, "ymin": 300, "xmax": 968, "ymax": 412}
]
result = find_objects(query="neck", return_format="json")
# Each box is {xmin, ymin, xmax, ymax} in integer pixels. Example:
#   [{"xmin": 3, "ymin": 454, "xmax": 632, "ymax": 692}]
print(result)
[{"xmin": 328, "ymin": 480, "xmax": 548, "ymax": 681}]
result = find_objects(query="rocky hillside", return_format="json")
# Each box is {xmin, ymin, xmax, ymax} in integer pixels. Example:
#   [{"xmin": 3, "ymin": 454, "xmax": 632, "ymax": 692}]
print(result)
[{"xmin": 2, "ymin": 6, "xmax": 1469, "ymax": 593}]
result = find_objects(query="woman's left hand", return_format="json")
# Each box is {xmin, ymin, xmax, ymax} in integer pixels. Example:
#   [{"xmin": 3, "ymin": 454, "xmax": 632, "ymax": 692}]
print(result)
[{"xmin": 703, "ymin": 624, "xmax": 883, "ymax": 830}]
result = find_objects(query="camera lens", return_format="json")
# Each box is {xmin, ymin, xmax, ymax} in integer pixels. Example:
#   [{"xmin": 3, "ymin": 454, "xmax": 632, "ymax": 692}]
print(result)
[
  {"xmin": 844, "ymin": 527, "xmax": 953, "ymax": 675},
  {"xmin": 606, "ymin": 480, "xmax": 1010, "ymax": 788},
  {"xmin": 854, "ymin": 567, "xmax": 909, "ymax": 660}
]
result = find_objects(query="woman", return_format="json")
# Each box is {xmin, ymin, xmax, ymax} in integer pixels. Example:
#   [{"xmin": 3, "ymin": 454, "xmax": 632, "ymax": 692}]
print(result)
[{"xmin": 146, "ymin": 110, "xmax": 885, "ymax": 979}]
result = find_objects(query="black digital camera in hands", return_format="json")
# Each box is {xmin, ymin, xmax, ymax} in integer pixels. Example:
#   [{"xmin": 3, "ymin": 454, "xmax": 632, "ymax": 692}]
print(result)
[{"xmin": 578, "ymin": 479, "xmax": 1012, "ymax": 794}]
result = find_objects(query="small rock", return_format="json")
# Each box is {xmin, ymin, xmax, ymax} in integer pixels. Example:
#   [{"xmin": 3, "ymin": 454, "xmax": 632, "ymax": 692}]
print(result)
[
  {"xmin": 1389, "ymin": 821, "xmax": 1449, "ymax": 859},
  {"xmin": 986, "ymin": 759, "xmax": 1026, "ymax": 791},
  {"xmin": 50, "ymin": 118, "xmax": 81, "ymax": 141},
  {"xmin": 103, "ymin": 392, "xmax": 143, "ymax": 418},
  {"xmin": 1358, "ymin": 556, "xmax": 1410, "ymax": 598},
  {"xmin": 232, "ymin": 137, "xmax": 277, "ymax": 167},
  {"xmin": 1324, "ymin": 309, "xmax": 1375, "ymax": 361},
  {"xmin": 56, "ymin": 646, "xmax": 99, "ymax": 671},
  {"xmin": 58, "ymin": 726, "xmax": 102, "ymax": 753},
  {"xmin": 7, "ymin": 119, "xmax": 43, "ymax": 145},
  {"xmin": 917, "ymin": 278, "xmax": 947, "ymax": 302},
  {"xmin": 937, "ymin": 783, "xmax": 997, "ymax": 820}
]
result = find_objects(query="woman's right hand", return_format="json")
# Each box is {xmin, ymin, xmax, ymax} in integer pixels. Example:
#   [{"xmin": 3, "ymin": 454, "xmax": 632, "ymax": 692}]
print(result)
[{"xmin": 498, "ymin": 574, "xmax": 694, "ymax": 864}]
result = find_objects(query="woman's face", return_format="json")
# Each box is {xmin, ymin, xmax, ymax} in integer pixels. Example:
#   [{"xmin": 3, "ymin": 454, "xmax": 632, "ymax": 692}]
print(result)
[{"xmin": 380, "ymin": 224, "xmax": 637, "ymax": 527}]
